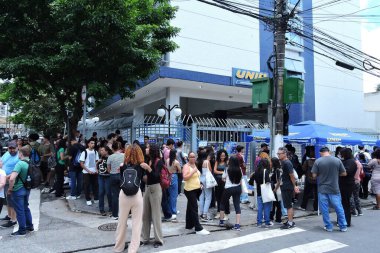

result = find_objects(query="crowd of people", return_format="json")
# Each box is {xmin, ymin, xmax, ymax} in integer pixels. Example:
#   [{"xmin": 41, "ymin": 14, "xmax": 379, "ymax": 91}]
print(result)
[{"xmin": 0, "ymin": 131, "xmax": 380, "ymax": 252}]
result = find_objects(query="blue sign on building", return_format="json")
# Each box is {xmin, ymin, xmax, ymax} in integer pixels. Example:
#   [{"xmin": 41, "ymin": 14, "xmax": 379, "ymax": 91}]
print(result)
[{"xmin": 232, "ymin": 68, "xmax": 268, "ymax": 86}]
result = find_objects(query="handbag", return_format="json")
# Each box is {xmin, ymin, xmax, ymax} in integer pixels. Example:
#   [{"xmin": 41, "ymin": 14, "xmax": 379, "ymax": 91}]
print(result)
[
  {"xmin": 241, "ymin": 177, "xmax": 248, "ymax": 194},
  {"xmin": 205, "ymin": 170, "xmax": 217, "ymax": 188},
  {"xmin": 260, "ymin": 169, "xmax": 276, "ymax": 203}
]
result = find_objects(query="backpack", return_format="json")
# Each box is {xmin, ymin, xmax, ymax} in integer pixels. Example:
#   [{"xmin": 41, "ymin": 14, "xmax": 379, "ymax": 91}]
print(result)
[
  {"xmin": 18, "ymin": 160, "xmax": 42, "ymax": 190},
  {"xmin": 120, "ymin": 164, "xmax": 140, "ymax": 196},
  {"xmin": 156, "ymin": 159, "xmax": 171, "ymax": 189},
  {"xmin": 30, "ymin": 147, "xmax": 41, "ymax": 166}
]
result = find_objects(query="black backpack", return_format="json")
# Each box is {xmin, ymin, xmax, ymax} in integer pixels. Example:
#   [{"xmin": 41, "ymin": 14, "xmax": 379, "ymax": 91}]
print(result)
[
  {"xmin": 18, "ymin": 161, "xmax": 42, "ymax": 190},
  {"xmin": 120, "ymin": 164, "xmax": 140, "ymax": 196}
]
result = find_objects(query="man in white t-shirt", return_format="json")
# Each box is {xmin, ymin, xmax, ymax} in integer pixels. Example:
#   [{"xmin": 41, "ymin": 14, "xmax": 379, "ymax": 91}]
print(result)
[{"xmin": 80, "ymin": 139, "xmax": 99, "ymax": 206}]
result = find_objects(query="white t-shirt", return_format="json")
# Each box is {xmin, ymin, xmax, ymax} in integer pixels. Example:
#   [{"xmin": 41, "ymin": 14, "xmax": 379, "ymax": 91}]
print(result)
[
  {"xmin": 80, "ymin": 149, "xmax": 99, "ymax": 174},
  {"xmin": 0, "ymin": 169, "xmax": 6, "ymax": 198}
]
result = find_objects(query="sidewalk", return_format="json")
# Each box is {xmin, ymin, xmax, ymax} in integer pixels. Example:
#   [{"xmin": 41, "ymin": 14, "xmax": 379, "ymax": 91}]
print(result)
[{"xmin": 65, "ymin": 190, "xmax": 377, "ymax": 237}]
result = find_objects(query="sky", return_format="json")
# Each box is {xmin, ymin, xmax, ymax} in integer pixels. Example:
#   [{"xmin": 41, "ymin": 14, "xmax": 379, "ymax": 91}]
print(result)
[{"xmin": 360, "ymin": 0, "xmax": 380, "ymax": 92}]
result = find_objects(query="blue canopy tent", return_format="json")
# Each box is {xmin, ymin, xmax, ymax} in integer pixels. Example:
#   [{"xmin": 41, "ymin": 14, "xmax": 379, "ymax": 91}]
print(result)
[{"xmin": 247, "ymin": 121, "xmax": 378, "ymax": 147}]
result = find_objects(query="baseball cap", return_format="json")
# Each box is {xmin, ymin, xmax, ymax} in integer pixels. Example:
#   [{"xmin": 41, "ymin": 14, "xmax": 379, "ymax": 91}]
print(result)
[{"xmin": 8, "ymin": 141, "xmax": 17, "ymax": 148}]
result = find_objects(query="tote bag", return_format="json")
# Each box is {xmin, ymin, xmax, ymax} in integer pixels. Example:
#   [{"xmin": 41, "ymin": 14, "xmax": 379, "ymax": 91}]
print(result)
[
  {"xmin": 261, "ymin": 169, "xmax": 276, "ymax": 203},
  {"xmin": 205, "ymin": 170, "xmax": 217, "ymax": 188}
]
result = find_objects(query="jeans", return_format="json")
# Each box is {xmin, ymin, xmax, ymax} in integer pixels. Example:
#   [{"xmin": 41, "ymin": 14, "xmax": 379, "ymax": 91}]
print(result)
[
  {"xmin": 54, "ymin": 163, "xmax": 65, "ymax": 197},
  {"xmin": 280, "ymin": 200, "xmax": 287, "ymax": 216},
  {"xmin": 11, "ymin": 187, "xmax": 33, "ymax": 233},
  {"xmin": 168, "ymin": 174, "xmax": 179, "ymax": 215},
  {"xmin": 199, "ymin": 186, "xmax": 212, "ymax": 217},
  {"xmin": 98, "ymin": 176, "xmax": 112, "ymax": 213},
  {"xmin": 184, "ymin": 189, "xmax": 203, "ymax": 231},
  {"xmin": 69, "ymin": 170, "xmax": 83, "ymax": 197},
  {"xmin": 110, "ymin": 174, "xmax": 120, "ymax": 218},
  {"xmin": 318, "ymin": 193, "xmax": 347, "ymax": 230},
  {"xmin": 240, "ymin": 175, "xmax": 249, "ymax": 202},
  {"xmin": 257, "ymin": 196, "xmax": 272, "ymax": 225},
  {"xmin": 161, "ymin": 188, "xmax": 172, "ymax": 219}
]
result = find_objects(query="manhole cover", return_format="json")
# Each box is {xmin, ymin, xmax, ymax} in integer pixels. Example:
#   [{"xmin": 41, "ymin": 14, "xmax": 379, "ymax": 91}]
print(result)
[{"xmin": 98, "ymin": 222, "xmax": 118, "ymax": 231}]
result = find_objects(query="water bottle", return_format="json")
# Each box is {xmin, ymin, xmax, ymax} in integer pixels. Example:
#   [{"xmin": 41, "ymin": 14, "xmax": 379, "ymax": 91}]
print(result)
[{"xmin": 26, "ymin": 175, "xmax": 32, "ymax": 189}]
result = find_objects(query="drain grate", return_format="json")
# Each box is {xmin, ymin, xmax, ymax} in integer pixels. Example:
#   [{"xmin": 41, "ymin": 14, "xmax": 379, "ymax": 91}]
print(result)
[{"xmin": 98, "ymin": 222, "xmax": 118, "ymax": 231}]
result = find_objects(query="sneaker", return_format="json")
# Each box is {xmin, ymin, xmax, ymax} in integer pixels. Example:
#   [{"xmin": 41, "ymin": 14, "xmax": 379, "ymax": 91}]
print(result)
[
  {"xmin": 0, "ymin": 215, "xmax": 11, "ymax": 221},
  {"xmin": 267, "ymin": 222, "xmax": 274, "ymax": 227},
  {"xmin": 177, "ymin": 210, "xmax": 180, "ymax": 214},
  {"xmin": 86, "ymin": 201, "xmax": 92, "ymax": 206},
  {"xmin": 324, "ymin": 226, "xmax": 333, "ymax": 232},
  {"xmin": 162, "ymin": 217, "xmax": 171, "ymax": 222},
  {"xmin": 66, "ymin": 196, "xmax": 76, "ymax": 200},
  {"xmin": 171, "ymin": 214, "xmax": 177, "ymax": 220},
  {"xmin": 297, "ymin": 207, "xmax": 306, "ymax": 211},
  {"xmin": 280, "ymin": 221, "xmax": 296, "ymax": 229},
  {"xmin": 93, "ymin": 200, "xmax": 99, "ymax": 204},
  {"xmin": 59, "ymin": 196, "xmax": 66, "ymax": 200},
  {"xmin": 76, "ymin": 195, "xmax": 81, "ymax": 199},
  {"xmin": 196, "ymin": 229, "xmax": 210, "ymax": 235},
  {"xmin": 340, "ymin": 227, "xmax": 348, "ymax": 232},
  {"xmin": 112, "ymin": 216, "xmax": 119, "ymax": 220},
  {"xmin": 49, "ymin": 189, "xmax": 56, "ymax": 194},
  {"xmin": 201, "ymin": 216, "xmax": 212, "ymax": 222},
  {"xmin": 232, "ymin": 224, "xmax": 241, "ymax": 231},
  {"xmin": 351, "ymin": 211, "xmax": 358, "ymax": 217},
  {"xmin": 358, "ymin": 210, "xmax": 363, "ymax": 216},
  {"xmin": 214, "ymin": 213, "xmax": 220, "ymax": 219},
  {"xmin": 223, "ymin": 214, "xmax": 229, "ymax": 221},
  {"xmin": 11, "ymin": 231, "xmax": 26, "ymax": 237},
  {"xmin": 1, "ymin": 221, "xmax": 17, "ymax": 228},
  {"xmin": 100, "ymin": 211, "xmax": 107, "ymax": 216},
  {"xmin": 26, "ymin": 227, "xmax": 35, "ymax": 232}
]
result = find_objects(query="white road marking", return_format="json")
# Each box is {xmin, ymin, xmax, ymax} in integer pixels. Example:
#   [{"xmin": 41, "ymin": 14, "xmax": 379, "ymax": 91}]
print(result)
[
  {"xmin": 13, "ymin": 189, "xmax": 40, "ymax": 233},
  {"xmin": 158, "ymin": 228, "xmax": 305, "ymax": 253},
  {"xmin": 270, "ymin": 239, "xmax": 348, "ymax": 253}
]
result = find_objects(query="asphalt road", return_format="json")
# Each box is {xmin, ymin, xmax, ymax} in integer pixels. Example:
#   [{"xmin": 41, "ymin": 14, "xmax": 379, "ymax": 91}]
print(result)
[{"xmin": 0, "ymin": 190, "xmax": 379, "ymax": 253}]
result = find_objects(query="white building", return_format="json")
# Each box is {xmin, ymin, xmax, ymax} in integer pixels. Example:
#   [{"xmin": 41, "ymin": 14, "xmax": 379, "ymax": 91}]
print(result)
[{"xmin": 89, "ymin": 0, "xmax": 379, "ymax": 141}]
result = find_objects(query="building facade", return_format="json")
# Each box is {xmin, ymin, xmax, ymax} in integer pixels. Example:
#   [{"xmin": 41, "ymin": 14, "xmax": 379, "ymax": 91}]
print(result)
[{"xmin": 88, "ymin": 0, "xmax": 379, "ymax": 141}]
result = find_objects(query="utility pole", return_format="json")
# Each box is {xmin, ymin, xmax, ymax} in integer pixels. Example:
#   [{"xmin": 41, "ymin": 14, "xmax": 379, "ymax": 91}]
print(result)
[{"xmin": 272, "ymin": 0, "xmax": 288, "ymax": 155}]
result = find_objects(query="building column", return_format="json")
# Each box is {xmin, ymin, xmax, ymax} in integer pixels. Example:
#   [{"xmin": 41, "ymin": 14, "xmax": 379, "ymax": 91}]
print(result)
[{"xmin": 131, "ymin": 106, "xmax": 144, "ymax": 142}]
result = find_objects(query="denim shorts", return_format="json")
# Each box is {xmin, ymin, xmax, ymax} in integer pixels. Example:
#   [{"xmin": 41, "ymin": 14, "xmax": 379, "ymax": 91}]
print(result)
[{"xmin": 4, "ymin": 184, "xmax": 13, "ymax": 207}]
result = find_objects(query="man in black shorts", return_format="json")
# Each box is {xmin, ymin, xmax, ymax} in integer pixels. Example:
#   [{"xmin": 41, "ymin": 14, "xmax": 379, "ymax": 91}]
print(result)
[{"xmin": 278, "ymin": 147, "xmax": 298, "ymax": 229}]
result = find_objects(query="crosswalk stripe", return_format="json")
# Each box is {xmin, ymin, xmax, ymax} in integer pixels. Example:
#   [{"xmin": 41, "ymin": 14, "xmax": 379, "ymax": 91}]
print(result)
[
  {"xmin": 158, "ymin": 228, "xmax": 305, "ymax": 253},
  {"xmin": 270, "ymin": 239, "xmax": 348, "ymax": 253},
  {"xmin": 13, "ymin": 189, "xmax": 40, "ymax": 233}
]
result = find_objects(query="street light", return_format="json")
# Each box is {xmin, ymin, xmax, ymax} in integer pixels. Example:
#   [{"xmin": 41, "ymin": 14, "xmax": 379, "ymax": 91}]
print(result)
[{"xmin": 157, "ymin": 104, "xmax": 182, "ymax": 137}]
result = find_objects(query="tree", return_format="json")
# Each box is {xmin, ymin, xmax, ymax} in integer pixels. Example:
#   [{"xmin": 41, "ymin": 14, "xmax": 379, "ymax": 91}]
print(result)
[{"xmin": 0, "ymin": 0, "xmax": 179, "ymax": 136}]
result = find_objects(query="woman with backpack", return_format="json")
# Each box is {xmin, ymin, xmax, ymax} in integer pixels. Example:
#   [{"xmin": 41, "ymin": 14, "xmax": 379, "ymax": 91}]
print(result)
[
  {"xmin": 270, "ymin": 157, "xmax": 283, "ymax": 223},
  {"xmin": 141, "ymin": 144, "xmax": 165, "ymax": 248},
  {"xmin": 166, "ymin": 149, "xmax": 181, "ymax": 220},
  {"xmin": 114, "ymin": 144, "xmax": 151, "ymax": 253}
]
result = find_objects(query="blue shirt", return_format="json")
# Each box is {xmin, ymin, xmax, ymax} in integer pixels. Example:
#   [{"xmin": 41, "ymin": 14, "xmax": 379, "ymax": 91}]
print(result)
[{"xmin": 1, "ymin": 151, "xmax": 20, "ymax": 175}]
